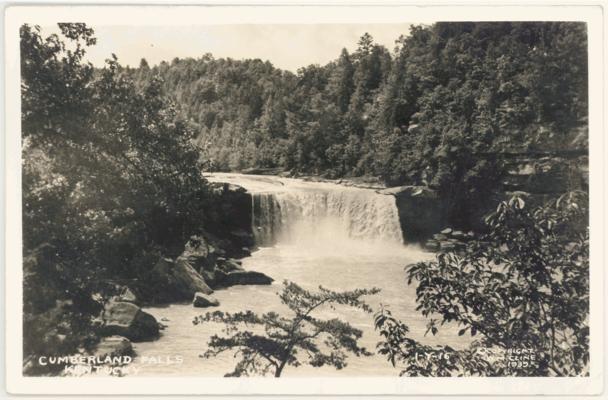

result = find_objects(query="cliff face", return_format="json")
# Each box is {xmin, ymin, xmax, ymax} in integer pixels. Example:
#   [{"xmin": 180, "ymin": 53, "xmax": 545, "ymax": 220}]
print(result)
[
  {"xmin": 379, "ymin": 186, "xmax": 445, "ymax": 243},
  {"xmin": 206, "ymin": 182, "xmax": 255, "ymax": 258},
  {"xmin": 383, "ymin": 152, "xmax": 588, "ymax": 244},
  {"xmin": 502, "ymin": 152, "xmax": 588, "ymax": 199}
]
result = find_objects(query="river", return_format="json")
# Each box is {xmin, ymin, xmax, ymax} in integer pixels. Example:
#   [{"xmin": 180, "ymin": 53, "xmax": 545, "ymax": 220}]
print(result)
[{"xmin": 132, "ymin": 173, "xmax": 469, "ymax": 377}]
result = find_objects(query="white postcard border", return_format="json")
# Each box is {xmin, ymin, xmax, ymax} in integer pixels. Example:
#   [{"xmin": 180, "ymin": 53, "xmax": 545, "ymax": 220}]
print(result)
[{"xmin": 3, "ymin": 3, "xmax": 605, "ymax": 395}]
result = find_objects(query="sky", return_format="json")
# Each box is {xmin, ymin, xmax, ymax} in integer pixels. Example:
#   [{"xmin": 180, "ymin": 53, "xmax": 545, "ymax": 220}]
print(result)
[{"xmin": 45, "ymin": 24, "xmax": 412, "ymax": 71}]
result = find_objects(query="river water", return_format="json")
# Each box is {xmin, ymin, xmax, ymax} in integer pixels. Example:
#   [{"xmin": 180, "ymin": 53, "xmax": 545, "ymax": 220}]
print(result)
[{"xmin": 132, "ymin": 174, "xmax": 469, "ymax": 377}]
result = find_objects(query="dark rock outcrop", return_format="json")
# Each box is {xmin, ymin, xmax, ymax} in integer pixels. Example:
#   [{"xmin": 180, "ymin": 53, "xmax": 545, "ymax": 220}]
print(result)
[
  {"xmin": 208, "ymin": 182, "xmax": 255, "ymax": 254},
  {"xmin": 172, "ymin": 258, "xmax": 214, "ymax": 296},
  {"xmin": 424, "ymin": 228, "xmax": 474, "ymax": 252},
  {"xmin": 180, "ymin": 235, "xmax": 219, "ymax": 272},
  {"xmin": 100, "ymin": 301, "xmax": 159, "ymax": 342},
  {"xmin": 218, "ymin": 258, "xmax": 244, "ymax": 273},
  {"xmin": 215, "ymin": 270, "xmax": 274, "ymax": 287},
  {"xmin": 380, "ymin": 186, "xmax": 445, "ymax": 242},
  {"xmin": 148, "ymin": 257, "xmax": 213, "ymax": 302},
  {"xmin": 381, "ymin": 151, "xmax": 587, "ymax": 243},
  {"xmin": 113, "ymin": 286, "xmax": 138, "ymax": 305},
  {"xmin": 192, "ymin": 292, "xmax": 220, "ymax": 308},
  {"xmin": 503, "ymin": 154, "xmax": 587, "ymax": 194}
]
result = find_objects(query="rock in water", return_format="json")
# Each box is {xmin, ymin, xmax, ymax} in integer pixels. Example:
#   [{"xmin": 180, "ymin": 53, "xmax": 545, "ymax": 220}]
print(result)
[
  {"xmin": 217, "ymin": 270, "xmax": 274, "ymax": 287},
  {"xmin": 424, "ymin": 239, "xmax": 440, "ymax": 251},
  {"xmin": 93, "ymin": 335, "xmax": 133, "ymax": 358},
  {"xmin": 439, "ymin": 241, "xmax": 456, "ymax": 252},
  {"xmin": 192, "ymin": 292, "xmax": 220, "ymax": 308},
  {"xmin": 172, "ymin": 258, "xmax": 214, "ymax": 296},
  {"xmin": 101, "ymin": 302, "xmax": 159, "ymax": 342},
  {"xmin": 218, "ymin": 258, "xmax": 244, "ymax": 273},
  {"xmin": 150, "ymin": 257, "xmax": 213, "ymax": 301},
  {"xmin": 451, "ymin": 230, "xmax": 466, "ymax": 240}
]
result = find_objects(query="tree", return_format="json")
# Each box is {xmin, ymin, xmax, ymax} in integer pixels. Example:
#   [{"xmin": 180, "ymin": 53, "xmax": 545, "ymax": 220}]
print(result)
[
  {"xmin": 194, "ymin": 281, "xmax": 380, "ymax": 377},
  {"xmin": 21, "ymin": 23, "xmax": 216, "ymax": 369},
  {"xmin": 375, "ymin": 192, "xmax": 589, "ymax": 376},
  {"xmin": 328, "ymin": 48, "xmax": 355, "ymax": 113},
  {"xmin": 139, "ymin": 57, "xmax": 150, "ymax": 69}
]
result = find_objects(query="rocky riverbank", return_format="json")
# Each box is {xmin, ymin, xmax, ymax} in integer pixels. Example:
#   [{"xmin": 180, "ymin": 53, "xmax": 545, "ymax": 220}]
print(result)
[
  {"xmin": 94, "ymin": 182, "xmax": 273, "ymax": 360},
  {"xmin": 23, "ymin": 181, "xmax": 273, "ymax": 376}
]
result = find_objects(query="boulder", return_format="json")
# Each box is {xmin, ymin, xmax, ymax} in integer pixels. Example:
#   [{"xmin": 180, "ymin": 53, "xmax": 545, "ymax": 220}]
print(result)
[
  {"xmin": 424, "ymin": 240, "xmax": 440, "ymax": 251},
  {"xmin": 172, "ymin": 258, "xmax": 214, "ymax": 296},
  {"xmin": 216, "ymin": 270, "xmax": 274, "ymax": 287},
  {"xmin": 180, "ymin": 235, "xmax": 217, "ymax": 271},
  {"xmin": 93, "ymin": 335, "xmax": 133, "ymax": 358},
  {"xmin": 114, "ymin": 287, "xmax": 138, "ymax": 305},
  {"xmin": 200, "ymin": 269, "xmax": 217, "ymax": 286},
  {"xmin": 440, "ymin": 228, "xmax": 453, "ymax": 235},
  {"xmin": 218, "ymin": 258, "xmax": 244, "ymax": 273},
  {"xmin": 150, "ymin": 257, "xmax": 213, "ymax": 301},
  {"xmin": 100, "ymin": 301, "xmax": 159, "ymax": 342},
  {"xmin": 451, "ymin": 230, "xmax": 466, "ymax": 240},
  {"xmin": 433, "ymin": 233, "xmax": 447, "ymax": 241},
  {"xmin": 439, "ymin": 242, "xmax": 456, "ymax": 252},
  {"xmin": 193, "ymin": 292, "xmax": 220, "ymax": 308}
]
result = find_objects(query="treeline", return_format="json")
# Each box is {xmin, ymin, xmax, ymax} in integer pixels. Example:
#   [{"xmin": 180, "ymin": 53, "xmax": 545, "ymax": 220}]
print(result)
[{"xmin": 129, "ymin": 22, "xmax": 588, "ymax": 226}]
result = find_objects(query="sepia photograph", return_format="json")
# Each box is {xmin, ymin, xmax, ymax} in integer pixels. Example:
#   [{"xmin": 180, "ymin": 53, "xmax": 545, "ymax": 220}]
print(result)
[{"xmin": 3, "ymin": 3, "xmax": 604, "ymax": 397}]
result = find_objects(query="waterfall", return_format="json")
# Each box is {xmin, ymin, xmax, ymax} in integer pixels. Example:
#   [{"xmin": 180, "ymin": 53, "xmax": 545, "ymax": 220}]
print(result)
[
  {"xmin": 206, "ymin": 173, "xmax": 404, "ymax": 248},
  {"xmin": 251, "ymin": 189, "xmax": 403, "ymax": 247}
]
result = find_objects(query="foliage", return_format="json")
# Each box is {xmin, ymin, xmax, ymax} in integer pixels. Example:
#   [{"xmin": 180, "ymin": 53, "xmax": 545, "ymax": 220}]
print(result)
[
  {"xmin": 193, "ymin": 281, "xmax": 380, "ymax": 377},
  {"xmin": 375, "ymin": 192, "xmax": 589, "ymax": 376},
  {"xmin": 21, "ymin": 23, "xmax": 214, "ymax": 364},
  {"xmin": 131, "ymin": 22, "xmax": 588, "ymax": 229}
]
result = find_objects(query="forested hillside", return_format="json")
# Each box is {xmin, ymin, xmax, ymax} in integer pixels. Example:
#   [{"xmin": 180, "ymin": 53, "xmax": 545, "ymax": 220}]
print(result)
[{"xmin": 129, "ymin": 22, "xmax": 588, "ymax": 226}]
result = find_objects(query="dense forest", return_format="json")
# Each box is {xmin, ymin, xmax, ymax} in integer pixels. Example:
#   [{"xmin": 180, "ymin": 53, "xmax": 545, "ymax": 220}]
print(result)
[{"xmin": 127, "ymin": 22, "xmax": 588, "ymax": 226}]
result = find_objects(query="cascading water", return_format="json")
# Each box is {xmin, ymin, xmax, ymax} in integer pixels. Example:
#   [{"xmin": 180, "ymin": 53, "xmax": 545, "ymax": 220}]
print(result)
[
  {"xmin": 251, "ymin": 189, "xmax": 403, "ymax": 247},
  {"xmin": 208, "ymin": 173, "xmax": 404, "ymax": 248}
]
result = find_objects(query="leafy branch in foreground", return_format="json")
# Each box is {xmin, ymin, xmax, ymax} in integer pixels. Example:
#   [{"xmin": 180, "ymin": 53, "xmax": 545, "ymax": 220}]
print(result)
[
  {"xmin": 376, "ymin": 192, "xmax": 589, "ymax": 377},
  {"xmin": 193, "ymin": 281, "xmax": 380, "ymax": 377}
]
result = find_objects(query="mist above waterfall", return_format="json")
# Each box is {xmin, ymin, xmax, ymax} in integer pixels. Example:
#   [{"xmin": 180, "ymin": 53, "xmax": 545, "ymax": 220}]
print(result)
[{"xmin": 207, "ymin": 173, "xmax": 404, "ymax": 253}]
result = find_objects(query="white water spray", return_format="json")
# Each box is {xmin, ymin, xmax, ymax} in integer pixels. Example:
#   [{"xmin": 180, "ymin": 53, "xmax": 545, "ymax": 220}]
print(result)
[{"xmin": 207, "ymin": 173, "xmax": 404, "ymax": 249}]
